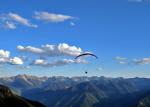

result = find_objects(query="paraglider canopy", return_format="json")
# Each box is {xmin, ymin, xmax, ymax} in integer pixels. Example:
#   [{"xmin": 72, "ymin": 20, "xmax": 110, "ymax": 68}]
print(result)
[{"xmin": 75, "ymin": 52, "xmax": 98, "ymax": 59}]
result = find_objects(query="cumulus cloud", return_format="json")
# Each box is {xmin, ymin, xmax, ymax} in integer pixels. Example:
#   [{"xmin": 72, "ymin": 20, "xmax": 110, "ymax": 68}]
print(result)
[
  {"xmin": 0, "ymin": 50, "xmax": 10, "ymax": 64},
  {"xmin": 0, "ymin": 58, "xmax": 9, "ymax": 64},
  {"xmin": 0, "ymin": 50, "xmax": 10, "ymax": 58},
  {"xmin": 134, "ymin": 58, "xmax": 150, "ymax": 65},
  {"xmin": 17, "ymin": 43, "xmax": 82, "ymax": 57},
  {"xmin": 18, "ymin": 55, "xmax": 30, "ymax": 62},
  {"xmin": 31, "ymin": 59, "xmax": 81, "ymax": 67},
  {"xmin": 34, "ymin": 11, "xmax": 74, "ymax": 23},
  {"xmin": 0, "ymin": 50, "xmax": 24, "ymax": 65},
  {"xmin": 9, "ymin": 57, "xmax": 24, "ymax": 65},
  {"xmin": 75, "ymin": 58, "xmax": 88, "ymax": 64},
  {"xmin": 0, "ymin": 57, "xmax": 24, "ymax": 65},
  {"xmin": 0, "ymin": 43, "xmax": 91, "ymax": 68},
  {"xmin": 0, "ymin": 13, "xmax": 37, "ymax": 29},
  {"xmin": 32, "ymin": 59, "xmax": 47, "ymax": 66},
  {"xmin": 31, "ymin": 58, "xmax": 88, "ymax": 67},
  {"xmin": 17, "ymin": 45, "xmax": 44, "ymax": 54}
]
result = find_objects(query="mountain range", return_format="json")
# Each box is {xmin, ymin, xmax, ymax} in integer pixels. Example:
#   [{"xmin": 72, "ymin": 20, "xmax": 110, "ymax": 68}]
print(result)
[{"xmin": 1, "ymin": 74, "xmax": 150, "ymax": 107}]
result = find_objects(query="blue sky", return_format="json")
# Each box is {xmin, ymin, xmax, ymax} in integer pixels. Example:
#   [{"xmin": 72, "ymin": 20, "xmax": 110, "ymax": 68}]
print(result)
[{"xmin": 0, "ymin": 0, "xmax": 150, "ymax": 77}]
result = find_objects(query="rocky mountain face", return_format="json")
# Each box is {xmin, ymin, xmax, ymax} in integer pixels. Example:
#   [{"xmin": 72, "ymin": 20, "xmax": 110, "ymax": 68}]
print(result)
[
  {"xmin": 25, "ymin": 81, "xmax": 142, "ymax": 107},
  {"xmin": 136, "ymin": 91, "xmax": 150, "ymax": 107},
  {"xmin": 0, "ymin": 84, "xmax": 46, "ymax": 107}
]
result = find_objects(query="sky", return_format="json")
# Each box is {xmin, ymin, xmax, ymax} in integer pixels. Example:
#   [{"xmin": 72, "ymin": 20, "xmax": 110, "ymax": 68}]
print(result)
[{"xmin": 0, "ymin": 0, "xmax": 150, "ymax": 77}]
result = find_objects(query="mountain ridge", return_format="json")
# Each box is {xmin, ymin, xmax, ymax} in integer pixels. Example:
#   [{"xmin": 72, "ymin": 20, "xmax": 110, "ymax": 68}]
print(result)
[
  {"xmin": 1, "ymin": 74, "xmax": 150, "ymax": 107},
  {"xmin": 0, "ymin": 84, "xmax": 46, "ymax": 107}
]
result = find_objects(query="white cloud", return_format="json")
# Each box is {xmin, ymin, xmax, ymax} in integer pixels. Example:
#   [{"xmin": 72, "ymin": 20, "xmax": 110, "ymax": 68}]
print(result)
[
  {"xmin": 49, "ymin": 59, "xmax": 75, "ymax": 67},
  {"xmin": 0, "ymin": 58, "xmax": 9, "ymax": 64},
  {"xmin": 0, "ymin": 13, "xmax": 37, "ymax": 29},
  {"xmin": 8, "ymin": 13, "xmax": 38, "ymax": 28},
  {"xmin": 115, "ymin": 56, "xmax": 150, "ymax": 65},
  {"xmin": 134, "ymin": 58, "xmax": 150, "ymax": 65},
  {"xmin": 31, "ymin": 58, "xmax": 85, "ymax": 67},
  {"xmin": 115, "ymin": 56, "xmax": 129, "ymax": 64},
  {"xmin": 0, "ymin": 43, "xmax": 90, "ymax": 68},
  {"xmin": 70, "ymin": 22, "xmax": 75, "ymax": 26},
  {"xmin": 0, "ymin": 50, "xmax": 23, "ymax": 65},
  {"xmin": 0, "ymin": 50, "xmax": 10, "ymax": 58},
  {"xmin": 34, "ymin": 11, "xmax": 74, "ymax": 23},
  {"xmin": 18, "ymin": 55, "xmax": 30, "ymax": 62},
  {"xmin": 17, "ymin": 43, "xmax": 82, "ymax": 57},
  {"xmin": 32, "ymin": 59, "xmax": 48, "ymax": 66},
  {"xmin": 9, "ymin": 57, "xmax": 24, "ymax": 65},
  {"xmin": 128, "ymin": 0, "xmax": 143, "ymax": 2},
  {"xmin": 17, "ymin": 45, "xmax": 44, "ymax": 54},
  {"xmin": 4, "ymin": 21, "xmax": 16, "ymax": 29},
  {"xmin": 115, "ymin": 56, "xmax": 127, "ymax": 60},
  {"xmin": 117, "ymin": 61, "xmax": 128, "ymax": 65},
  {"xmin": 75, "ymin": 58, "xmax": 88, "ymax": 64},
  {"xmin": 0, "ymin": 50, "xmax": 10, "ymax": 64}
]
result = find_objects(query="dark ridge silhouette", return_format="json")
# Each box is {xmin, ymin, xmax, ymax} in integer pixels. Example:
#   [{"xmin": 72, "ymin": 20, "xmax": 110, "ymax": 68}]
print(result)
[{"xmin": 0, "ymin": 84, "xmax": 46, "ymax": 107}]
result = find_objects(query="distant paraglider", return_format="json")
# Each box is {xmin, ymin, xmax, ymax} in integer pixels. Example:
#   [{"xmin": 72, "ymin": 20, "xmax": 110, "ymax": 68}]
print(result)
[
  {"xmin": 75, "ymin": 52, "xmax": 98, "ymax": 75},
  {"xmin": 75, "ymin": 52, "xmax": 98, "ymax": 60},
  {"xmin": 85, "ymin": 71, "xmax": 88, "ymax": 74}
]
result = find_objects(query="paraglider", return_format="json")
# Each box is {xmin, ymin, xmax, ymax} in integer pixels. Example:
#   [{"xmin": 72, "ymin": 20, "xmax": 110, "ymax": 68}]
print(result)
[
  {"xmin": 75, "ymin": 52, "xmax": 98, "ymax": 75},
  {"xmin": 75, "ymin": 52, "xmax": 98, "ymax": 60},
  {"xmin": 85, "ymin": 71, "xmax": 88, "ymax": 74}
]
